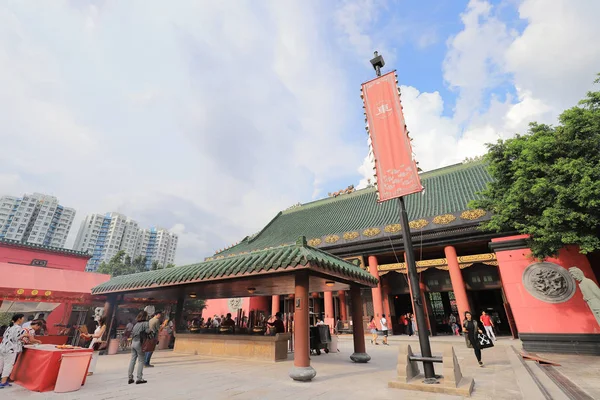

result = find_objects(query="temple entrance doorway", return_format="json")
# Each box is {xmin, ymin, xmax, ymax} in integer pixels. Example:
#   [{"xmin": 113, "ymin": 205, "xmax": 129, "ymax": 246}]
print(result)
[
  {"xmin": 464, "ymin": 263, "xmax": 512, "ymax": 336},
  {"xmin": 426, "ymin": 291, "xmax": 458, "ymax": 335}
]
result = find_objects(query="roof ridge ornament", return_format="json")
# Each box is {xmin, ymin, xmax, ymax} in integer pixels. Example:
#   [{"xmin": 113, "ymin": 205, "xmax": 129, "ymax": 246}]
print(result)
[
  {"xmin": 296, "ymin": 236, "xmax": 308, "ymax": 247},
  {"xmin": 328, "ymin": 184, "xmax": 355, "ymax": 198}
]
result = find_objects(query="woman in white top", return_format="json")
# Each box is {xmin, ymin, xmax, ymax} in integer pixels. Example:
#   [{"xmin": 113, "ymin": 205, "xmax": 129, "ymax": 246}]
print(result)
[
  {"xmin": 0, "ymin": 314, "xmax": 32, "ymax": 388},
  {"xmin": 81, "ymin": 316, "xmax": 106, "ymax": 376}
]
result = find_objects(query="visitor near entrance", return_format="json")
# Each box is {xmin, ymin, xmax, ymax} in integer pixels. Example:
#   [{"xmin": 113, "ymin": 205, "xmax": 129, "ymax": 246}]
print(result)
[
  {"xmin": 463, "ymin": 311, "xmax": 484, "ymax": 367},
  {"xmin": 144, "ymin": 311, "xmax": 163, "ymax": 368},
  {"xmin": 266, "ymin": 312, "xmax": 285, "ymax": 334},
  {"xmin": 128, "ymin": 311, "xmax": 151, "ymax": 385},
  {"xmin": 480, "ymin": 311, "xmax": 496, "ymax": 342},
  {"xmin": 368, "ymin": 316, "xmax": 378, "ymax": 345},
  {"xmin": 82, "ymin": 316, "xmax": 107, "ymax": 376},
  {"xmin": 380, "ymin": 314, "xmax": 389, "ymax": 345}
]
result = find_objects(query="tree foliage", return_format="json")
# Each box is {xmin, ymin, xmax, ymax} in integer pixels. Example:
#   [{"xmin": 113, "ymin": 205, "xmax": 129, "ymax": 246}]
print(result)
[
  {"xmin": 97, "ymin": 251, "xmax": 149, "ymax": 277},
  {"xmin": 471, "ymin": 75, "xmax": 600, "ymax": 259}
]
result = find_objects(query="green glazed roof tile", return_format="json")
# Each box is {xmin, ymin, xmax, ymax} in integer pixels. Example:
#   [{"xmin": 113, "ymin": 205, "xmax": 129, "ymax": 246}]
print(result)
[
  {"xmin": 91, "ymin": 239, "xmax": 378, "ymax": 294},
  {"xmin": 217, "ymin": 161, "xmax": 492, "ymax": 256}
]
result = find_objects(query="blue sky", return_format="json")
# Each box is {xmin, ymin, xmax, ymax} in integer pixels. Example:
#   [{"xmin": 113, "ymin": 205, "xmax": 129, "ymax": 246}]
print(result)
[{"xmin": 1, "ymin": 0, "xmax": 599, "ymax": 263}]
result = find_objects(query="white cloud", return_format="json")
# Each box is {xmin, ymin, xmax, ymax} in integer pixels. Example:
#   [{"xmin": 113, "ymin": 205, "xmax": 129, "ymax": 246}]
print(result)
[
  {"xmin": 357, "ymin": 0, "xmax": 600, "ymax": 186},
  {"xmin": 443, "ymin": 0, "xmax": 514, "ymax": 124},
  {"xmin": 0, "ymin": 1, "xmax": 365, "ymax": 264}
]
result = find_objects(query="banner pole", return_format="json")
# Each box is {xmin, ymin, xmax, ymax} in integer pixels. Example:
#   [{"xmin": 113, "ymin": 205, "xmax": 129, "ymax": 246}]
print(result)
[{"xmin": 369, "ymin": 51, "xmax": 437, "ymax": 383}]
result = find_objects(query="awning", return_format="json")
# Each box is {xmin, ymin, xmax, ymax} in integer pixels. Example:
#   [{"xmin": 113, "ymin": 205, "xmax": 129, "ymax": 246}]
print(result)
[
  {"xmin": 0, "ymin": 302, "xmax": 61, "ymax": 313},
  {"xmin": 0, "ymin": 262, "xmax": 111, "ymax": 303}
]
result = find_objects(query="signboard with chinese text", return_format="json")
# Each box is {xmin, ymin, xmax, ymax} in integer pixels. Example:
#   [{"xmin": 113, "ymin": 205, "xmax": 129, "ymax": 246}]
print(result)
[{"xmin": 362, "ymin": 71, "xmax": 423, "ymax": 201}]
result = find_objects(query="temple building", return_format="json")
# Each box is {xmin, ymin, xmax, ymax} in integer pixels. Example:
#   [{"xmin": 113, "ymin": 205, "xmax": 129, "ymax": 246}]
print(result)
[{"xmin": 208, "ymin": 161, "xmax": 600, "ymax": 355}]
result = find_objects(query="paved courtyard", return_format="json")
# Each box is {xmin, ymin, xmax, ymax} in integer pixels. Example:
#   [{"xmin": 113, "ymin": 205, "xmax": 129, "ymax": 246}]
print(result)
[{"xmin": 4, "ymin": 336, "xmax": 599, "ymax": 399}]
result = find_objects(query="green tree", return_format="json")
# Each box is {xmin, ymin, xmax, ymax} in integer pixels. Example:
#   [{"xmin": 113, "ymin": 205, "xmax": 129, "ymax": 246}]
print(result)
[
  {"xmin": 166, "ymin": 263, "xmax": 176, "ymax": 268},
  {"xmin": 151, "ymin": 260, "xmax": 160, "ymax": 271},
  {"xmin": 471, "ymin": 75, "xmax": 600, "ymax": 259},
  {"xmin": 97, "ymin": 250, "xmax": 134, "ymax": 276},
  {"xmin": 132, "ymin": 255, "xmax": 147, "ymax": 273}
]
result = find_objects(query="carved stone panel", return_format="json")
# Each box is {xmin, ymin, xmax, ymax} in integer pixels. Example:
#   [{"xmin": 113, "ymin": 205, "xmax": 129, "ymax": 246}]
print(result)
[
  {"xmin": 228, "ymin": 298, "xmax": 243, "ymax": 313},
  {"xmin": 522, "ymin": 262, "xmax": 576, "ymax": 304}
]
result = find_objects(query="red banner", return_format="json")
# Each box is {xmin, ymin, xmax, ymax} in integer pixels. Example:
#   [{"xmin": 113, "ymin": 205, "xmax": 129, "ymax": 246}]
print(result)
[{"xmin": 362, "ymin": 71, "xmax": 423, "ymax": 202}]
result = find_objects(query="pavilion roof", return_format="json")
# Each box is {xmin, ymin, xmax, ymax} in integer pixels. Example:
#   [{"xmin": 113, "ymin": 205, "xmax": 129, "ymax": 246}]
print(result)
[
  {"xmin": 91, "ymin": 237, "xmax": 378, "ymax": 295},
  {"xmin": 215, "ymin": 161, "xmax": 492, "ymax": 256}
]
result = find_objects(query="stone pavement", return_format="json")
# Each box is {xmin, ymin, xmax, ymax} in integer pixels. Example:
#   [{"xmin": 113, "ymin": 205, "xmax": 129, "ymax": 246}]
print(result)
[{"xmin": 3, "ymin": 336, "xmax": 597, "ymax": 399}]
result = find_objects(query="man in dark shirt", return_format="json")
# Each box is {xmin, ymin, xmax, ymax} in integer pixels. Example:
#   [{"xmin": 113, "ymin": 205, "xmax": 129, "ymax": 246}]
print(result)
[
  {"xmin": 221, "ymin": 313, "xmax": 235, "ymax": 328},
  {"xmin": 267, "ymin": 312, "xmax": 285, "ymax": 334}
]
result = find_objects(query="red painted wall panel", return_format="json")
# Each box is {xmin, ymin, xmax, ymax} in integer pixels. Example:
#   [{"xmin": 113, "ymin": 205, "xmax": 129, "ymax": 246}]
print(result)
[
  {"xmin": 0, "ymin": 245, "xmax": 89, "ymax": 272},
  {"xmin": 494, "ymin": 236, "xmax": 599, "ymax": 334}
]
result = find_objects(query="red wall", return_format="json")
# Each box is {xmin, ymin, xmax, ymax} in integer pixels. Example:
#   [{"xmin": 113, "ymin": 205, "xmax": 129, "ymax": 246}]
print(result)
[
  {"xmin": 494, "ymin": 236, "xmax": 599, "ymax": 335},
  {"xmin": 0, "ymin": 244, "xmax": 89, "ymax": 272},
  {"xmin": 202, "ymin": 296, "xmax": 273, "ymax": 321}
]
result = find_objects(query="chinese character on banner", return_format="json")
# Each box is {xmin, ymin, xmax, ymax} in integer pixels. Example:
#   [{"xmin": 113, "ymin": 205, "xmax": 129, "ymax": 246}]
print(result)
[{"xmin": 362, "ymin": 71, "xmax": 423, "ymax": 202}]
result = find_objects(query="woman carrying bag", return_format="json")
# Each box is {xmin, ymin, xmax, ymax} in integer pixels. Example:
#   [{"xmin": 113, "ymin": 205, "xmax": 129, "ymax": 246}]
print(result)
[
  {"xmin": 462, "ymin": 311, "xmax": 493, "ymax": 367},
  {"xmin": 81, "ymin": 316, "xmax": 107, "ymax": 376}
]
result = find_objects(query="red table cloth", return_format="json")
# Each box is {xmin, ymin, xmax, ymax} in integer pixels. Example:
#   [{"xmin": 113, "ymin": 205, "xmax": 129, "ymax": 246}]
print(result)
[{"xmin": 10, "ymin": 344, "xmax": 93, "ymax": 392}]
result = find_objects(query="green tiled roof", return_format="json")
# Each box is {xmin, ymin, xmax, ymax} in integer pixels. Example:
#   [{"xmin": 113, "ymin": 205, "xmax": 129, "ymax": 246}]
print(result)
[
  {"xmin": 217, "ymin": 161, "xmax": 492, "ymax": 256},
  {"xmin": 91, "ymin": 237, "xmax": 378, "ymax": 294},
  {"xmin": 0, "ymin": 238, "xmax": 91, "ymax": 258}
]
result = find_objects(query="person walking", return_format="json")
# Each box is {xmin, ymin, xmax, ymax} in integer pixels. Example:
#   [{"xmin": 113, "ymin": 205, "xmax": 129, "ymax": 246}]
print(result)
[
  {"xmin": 380, "ymin": 314, "xmax": 389, "ymax": 345},
  {"xmin": 411, "ymin": 313, "xmax": 417, "ymax": 335},
  {"xmin": 0, "ymin": 314, "xmax": 30, "ymax": 388},
  {"xmin": 463, "ymin": 311, "xmax": 484, "ymax": 367},
  {"xmin": 480, "ymin": 311, "xmax": 496, "ymax": 342},
  {"xmin": 128, "ymin": 311, "xmax": 151, "ymax": 384},
  {"xmin": 144, "ymin": 311, "xmax": 162, "ymax": 367},
  {"xmin": 368, "ymin": 316, "xmax": 378, "ymax": 345}
]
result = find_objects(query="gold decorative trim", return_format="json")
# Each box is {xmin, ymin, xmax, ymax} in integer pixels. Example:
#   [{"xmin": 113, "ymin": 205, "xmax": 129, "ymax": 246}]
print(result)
[
  {"xmin": 324, "ymin": 235, "xmax": 340, "ymax": 244},
  {"xmin": 308, "ymin": 238, "xmax": 322, "ymax": 246},
  {"xmin": 44, "ymin": 291, "xmax": 52, "ymax": 296},
  {"xmin": 384, "ymin": 224, "xmax": 401, "ymax": 233},
  {"xmin": 344, "ymin": 256, "xmax": 366, "ymax": 270},
  {"xmin": 17, "ymin": 289, "xmax": 24, "ymax": 295},
  {"xmin": 378, "ymin": 253, "xmax": 497, "ymax": 273},
  {"xmin": 460, "ymin": 209, "xmax": 487, "ymax": 220},
  {"xmin": 31, "ymin": 290, "xmax": 38, "ymax": 296},
  {"xmin": 343, "ymin": 231, "xmax": 360, "ymax": 241},
  {"xmin": 409, "ymin": 219, "xmax": 429, "ymax": 229},
  {"xmin": 433, "ymin": 214, "xmax": 457, "ymax": 225},
  {"xmin": 457, "ymin": 253, "xmax": 496, "ymax": 263},
  {"xmin": 363, "ymin": 227, "xmax": 381, "ymax": 237}
]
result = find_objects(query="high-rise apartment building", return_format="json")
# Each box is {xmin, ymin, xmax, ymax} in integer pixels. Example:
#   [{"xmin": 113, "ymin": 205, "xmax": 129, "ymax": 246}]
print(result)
[
  {"xmin": 0, "ymin": 193, "xmax": 76, "ymax": 248},
  {"xmin": 74, "ymin": 213, "xmax": 177, "ymax": 271},
  {"xmin": 135, "ymin": 227, "xmax": 178, "ymax": 269}
]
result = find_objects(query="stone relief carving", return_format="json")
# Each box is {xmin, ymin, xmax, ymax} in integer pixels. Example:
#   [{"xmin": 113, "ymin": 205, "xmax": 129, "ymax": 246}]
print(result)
[
  {"xmin": 522, "ymin": 262, "xmax": 576, "ymax": 304},
  {"xmin": 569, "ymin": 267, "xmax": 600, "ymax": 326},
  {"xmin": 228, "ymin": 298, "xmax": 243, "ymax": 313}
]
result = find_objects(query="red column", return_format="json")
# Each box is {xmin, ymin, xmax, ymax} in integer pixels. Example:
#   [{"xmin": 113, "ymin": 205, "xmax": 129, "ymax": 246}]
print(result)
[
  {"xmin": 367, "ymin": 255, "xmax": 384, "ymax": 319},
  {"xmin": 338, "ymin": 290, "xmax": 348, "ymax": 321},
  {"xmin": 444, "ymin": 246, "xmax": 469, "ymax": 324},
  {"xmin": 349, "ymin": 285, "xmax": 371, "ymax": 363},
  {"xmin": 289, "ymin": 271, "xmax": 316, "ymax": 381},
  {"xmin": 311, "ymin": 292, "xmax": 320, "ymax": 317},
  {"xmin": 271, "ymin": 295, "xmax": 280, "ymax": 315},
  {"xmin": 324, "ymin": 291, "xmax": 334, "ymax": 330}
]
